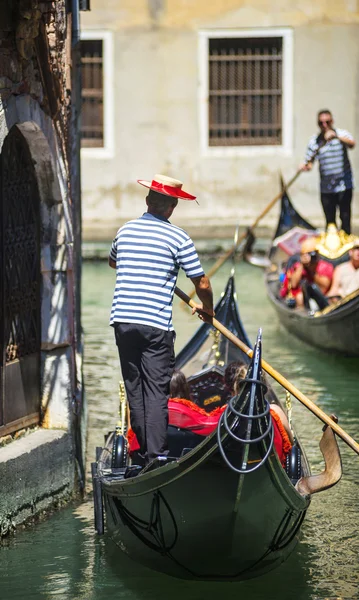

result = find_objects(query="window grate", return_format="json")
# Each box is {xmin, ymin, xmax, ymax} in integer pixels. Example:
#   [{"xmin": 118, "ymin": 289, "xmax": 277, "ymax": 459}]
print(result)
[
  {"xmin": 81, "ymin": 40, "xmax": 104, "ymax": 148},
  {"xmin": 209, "ymin": 37, "xmax": 283, "ymax": 147}
]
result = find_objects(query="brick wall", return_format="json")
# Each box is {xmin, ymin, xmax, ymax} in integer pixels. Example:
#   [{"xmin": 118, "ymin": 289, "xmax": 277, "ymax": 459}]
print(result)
[{"xmin": 0, "ymin": 0, "xmax": 71, "ymax": 162}]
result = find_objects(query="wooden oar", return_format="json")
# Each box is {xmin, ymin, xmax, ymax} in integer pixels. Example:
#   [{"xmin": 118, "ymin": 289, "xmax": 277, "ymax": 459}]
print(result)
[
  {"xmin": 184, "ymin": 168, "xmax": 303, "ymax": 301},
  {"xmin": 175, "ymin": 286, "xmax": 359, "ymax": 456}
]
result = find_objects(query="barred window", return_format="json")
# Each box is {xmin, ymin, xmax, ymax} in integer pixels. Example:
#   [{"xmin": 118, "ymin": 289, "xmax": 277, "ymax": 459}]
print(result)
[
  {"xmin": 209, "ymin": 37, "xmax": 283, "ymax": 147},
  {"xmin": 81, "ymin": 39, "xmax": 104, "ymax": 147}
]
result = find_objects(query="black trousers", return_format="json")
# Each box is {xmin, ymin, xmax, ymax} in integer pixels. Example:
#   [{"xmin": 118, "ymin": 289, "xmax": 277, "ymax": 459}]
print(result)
[
  {"xmin": 114, "ymin": 323, "xmax": 175, "ymax": 462},
  {"xmin": 320, "ymin": 189, "xmax": 352, "ymax": 234}
]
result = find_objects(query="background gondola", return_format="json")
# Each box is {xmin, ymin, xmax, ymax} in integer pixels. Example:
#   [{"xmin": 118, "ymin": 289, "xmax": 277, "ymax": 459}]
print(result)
[{"xmin": 266, "ymin": 192, "xmax": 359, "ymax": 356}]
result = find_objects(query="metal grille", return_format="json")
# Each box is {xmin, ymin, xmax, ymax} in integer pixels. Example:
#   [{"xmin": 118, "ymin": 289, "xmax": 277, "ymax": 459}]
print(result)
[
  {"xmin": 0, "ymin": 127, "xmax": 41, "ymax": 434},
  {"xmin": 81, "ymin": 39, "xmax": 104, "ymax": 147},
  {"xmin": 209, "ymin": 37, "xmax": 283, "ymax": 146},
  {"xmin": 2, "ymin": 134, "xmax": 40, "ymax": 362}
]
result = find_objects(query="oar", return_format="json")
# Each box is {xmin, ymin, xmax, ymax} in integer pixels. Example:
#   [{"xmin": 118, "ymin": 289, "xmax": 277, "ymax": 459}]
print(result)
[
  {"xmin": 175, "ymin": 286, "xmax": 359, "ymax": 456},
  {"xmin": 184, "ymin": 169, "xmax": 303, "ymax": 302}
]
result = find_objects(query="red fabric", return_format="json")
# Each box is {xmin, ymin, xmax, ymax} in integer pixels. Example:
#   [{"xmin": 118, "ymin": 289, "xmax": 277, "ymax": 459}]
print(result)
[
  {"xmin": 270, "ymin": 409, "xmax": 292, "ymax": 466},
  {"xmin": 127, "ymin": 399, "xmax": 292, "ymax": 465},
  {"xmin": 166, "ymin": 398, "xmax": 227, "ymax": 435},
  {"xmin": 280, "ymin": 259, "xmax": 334, "ymax": 298}
]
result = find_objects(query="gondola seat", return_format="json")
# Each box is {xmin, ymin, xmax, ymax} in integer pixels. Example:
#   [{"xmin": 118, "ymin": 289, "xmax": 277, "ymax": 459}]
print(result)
[
  {"xmin": 127, "ymin": 399, "xmax": 292, "ymax": 465},
  {"xmin": 187, "ymin": 366, "xmax": 230, "ymax": 412},
  {"xmin": 127, "ymin": 399, "xmax": 227, "ymax": 458}
]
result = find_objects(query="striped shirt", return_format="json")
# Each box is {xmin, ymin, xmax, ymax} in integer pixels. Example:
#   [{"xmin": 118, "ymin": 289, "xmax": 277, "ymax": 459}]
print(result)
[
  {"xmin": 109, "ymin": 212, "xmax": 204, "ymax": 331},
  {"xmin": 305, "ymin": 129, "xmax": 354, "ymax": 193}
]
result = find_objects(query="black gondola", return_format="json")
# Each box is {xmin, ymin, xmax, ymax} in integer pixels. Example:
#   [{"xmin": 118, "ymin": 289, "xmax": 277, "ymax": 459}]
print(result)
[
  {"xmin": 266, "ymin": 192, "xmax": 359, "ymax": 356},
  {"xmin": 92, "ymin": 275, "xmax": 341, "ymax": 581}
]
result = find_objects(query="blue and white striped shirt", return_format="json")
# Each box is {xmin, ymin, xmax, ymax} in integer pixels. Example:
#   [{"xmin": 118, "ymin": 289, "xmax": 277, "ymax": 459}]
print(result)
[
  {"xmin": 305, "ymin": 128, "xmax": 354, "ymax": 193},
  {"xmin": 109, "ymin": 212, "xmax": 205, "ymax": 331}
]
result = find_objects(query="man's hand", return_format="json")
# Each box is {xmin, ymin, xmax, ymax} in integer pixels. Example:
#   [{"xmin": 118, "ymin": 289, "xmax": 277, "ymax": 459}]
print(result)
[
  {"xmin": 324, "ymin": 129, "xmax": 337, "ymax": 141},
  {"xmin": 337, "ymin": 133, "xmax": 356, "ymax": 149},
  {"xmin": 191, "ymin": 302, "xmax": 214, "ymax": 323},
  {"xmin": 190, "ymin": 275, "xmax": 214, "ymax": 321},
  {"xmin": 299, "ymin": 162, "xmax": 313, "ymax": 172}
]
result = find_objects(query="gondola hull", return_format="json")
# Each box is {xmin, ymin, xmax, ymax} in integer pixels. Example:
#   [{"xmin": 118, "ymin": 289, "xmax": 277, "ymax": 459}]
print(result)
[
  {"xmin": 95, "ymin": 276, "xmax": 311, "ymax": 580},
  {"xmin": 266, "ymin": 279, "xmax": 359, "ymax": 355},
  {"xmin": 100, "ymin": 427, "xmax": 309, "ymax": 580}
]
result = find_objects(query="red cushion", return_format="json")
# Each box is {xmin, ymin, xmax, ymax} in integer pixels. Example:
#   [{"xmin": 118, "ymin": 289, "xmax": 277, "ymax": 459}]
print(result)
[{"xmin": 127, "ymin": 399, "xmax": 291, "ymax": 465}]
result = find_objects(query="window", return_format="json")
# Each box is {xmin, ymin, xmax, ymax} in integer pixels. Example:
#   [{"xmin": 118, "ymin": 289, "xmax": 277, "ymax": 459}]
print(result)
[
  {"xmin": 199, "ymin": 29, "xmax": 293, "ymax": 155},
  {"xmin": 81, "ymin": 39, "xmax": 104, "ymax": 147},
  {"xmin": 80, "ymin": 31, "xmax": 114, "ymax": 157}
]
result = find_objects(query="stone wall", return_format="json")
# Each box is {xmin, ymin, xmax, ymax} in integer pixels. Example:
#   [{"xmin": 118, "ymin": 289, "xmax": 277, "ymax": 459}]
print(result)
[{"xmin": 0, "ymin": 1, "xmax": 85, "ymax": 492}]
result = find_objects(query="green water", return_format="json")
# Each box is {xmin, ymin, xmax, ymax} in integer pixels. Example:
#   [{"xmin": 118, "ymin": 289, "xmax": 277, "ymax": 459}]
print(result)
[{"xmin": 0, "ymin": 260, "xmax": 358, "ymax": 600}]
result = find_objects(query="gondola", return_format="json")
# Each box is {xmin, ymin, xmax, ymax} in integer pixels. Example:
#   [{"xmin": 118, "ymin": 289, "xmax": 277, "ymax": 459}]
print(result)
[
  {"xmin": 265, "ymin": 191, "xmax": 359, "ymax": 356},
  {"xmin": 246, "ymin": 187, "xmax": 355, "ymax": 267},
  {"xmin": 92, "ymin": 275, "xmax": 341, "ymax": 581}
]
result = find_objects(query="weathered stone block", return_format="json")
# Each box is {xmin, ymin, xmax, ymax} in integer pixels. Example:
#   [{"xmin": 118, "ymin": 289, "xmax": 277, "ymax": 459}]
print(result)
[
  {"xmin": 41, "ymin": 270, "xmax": 71, "ymax": 350},
  {"xmin": 40, "ymin": 201, "xmax": 66, "ymax": 245},
  {"xmin": 41, "ymin": 242, "xmax": 69, "ymax": 273},
  {"xmin": 41, "ymin": 347, "xmax": 72, "ymax": 429},
  {"xmin": 0, "ymin": 429, "xmax": 75, "ymax": 534}
]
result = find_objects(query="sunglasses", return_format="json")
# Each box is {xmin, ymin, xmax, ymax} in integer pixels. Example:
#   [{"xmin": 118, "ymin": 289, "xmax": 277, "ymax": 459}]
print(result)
[{"xmin": 318, "ymin": 119, "xmax": 331, "ymax": 126}]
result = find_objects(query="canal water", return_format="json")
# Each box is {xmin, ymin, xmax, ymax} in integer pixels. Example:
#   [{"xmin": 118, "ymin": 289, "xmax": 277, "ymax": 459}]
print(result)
[{"xmin": 1, "ymin": 260, "xmax": 358, "ymax": 600}]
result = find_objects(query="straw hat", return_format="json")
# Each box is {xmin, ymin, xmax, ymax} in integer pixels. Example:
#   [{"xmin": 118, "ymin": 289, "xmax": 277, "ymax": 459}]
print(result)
[
  {"xmin": 137, "ymin": 174, "xmax": 196, "ymax": 201},
  {"xmin": 300, "ymin": 237, "xmax": 319, "ymax": 254}
]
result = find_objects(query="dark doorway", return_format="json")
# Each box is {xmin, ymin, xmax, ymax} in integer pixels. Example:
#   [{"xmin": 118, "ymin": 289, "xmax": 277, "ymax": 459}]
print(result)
[{"xmin": 0, "ymin": 125, "xmax": 41, "ymax": 436}]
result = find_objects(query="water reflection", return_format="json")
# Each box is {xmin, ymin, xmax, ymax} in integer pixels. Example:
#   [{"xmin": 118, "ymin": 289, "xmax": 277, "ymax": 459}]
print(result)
[{"xmin": 0, "ymin": 260, "xmax": 358, "ymax": 600}]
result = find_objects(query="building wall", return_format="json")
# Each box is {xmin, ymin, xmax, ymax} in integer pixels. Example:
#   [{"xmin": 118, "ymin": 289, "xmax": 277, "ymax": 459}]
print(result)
[
  {"xmin": 0, "ymin": 1, "xmax": 85, "ymax": 479},
  {"xmin": 81, "ymin": 1, "xmax": 359, "ymax": 240}
]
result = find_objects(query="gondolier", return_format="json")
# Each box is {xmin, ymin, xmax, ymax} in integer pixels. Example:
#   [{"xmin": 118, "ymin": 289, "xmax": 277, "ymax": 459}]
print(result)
[
  {"xmin": 300, "ymin": 109, "xmax": 356, "ymax": 234},
  {"xmin": 109, "ymin": 174, "xmax": 214, "ymax": 464}
]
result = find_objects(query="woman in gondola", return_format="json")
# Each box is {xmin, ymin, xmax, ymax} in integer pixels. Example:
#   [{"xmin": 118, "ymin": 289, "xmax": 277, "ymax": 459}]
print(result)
[{"xmin": 280, "ymin": 237, "xmax": 334, "ymax": 308}]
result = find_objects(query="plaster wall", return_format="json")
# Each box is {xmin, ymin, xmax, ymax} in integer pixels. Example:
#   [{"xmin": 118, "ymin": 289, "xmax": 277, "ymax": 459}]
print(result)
[{"xmin": 81, "ymin": 1, "xmax": 359, "ymax": 240}]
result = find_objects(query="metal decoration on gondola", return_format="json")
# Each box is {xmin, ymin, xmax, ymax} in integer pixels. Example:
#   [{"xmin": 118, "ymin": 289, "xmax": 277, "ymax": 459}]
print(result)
[
  {"xmin": 217, "ymin": 330, "xmax": 274, "ymax": 474},
  {"xmin": 111, "ymin": 381, "xmax": 128, "ymax": 469}
]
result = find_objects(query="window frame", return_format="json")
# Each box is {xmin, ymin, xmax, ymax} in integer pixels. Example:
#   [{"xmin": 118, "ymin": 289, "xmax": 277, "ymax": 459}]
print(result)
[
  {"xmin": 80, "ymin": 30, "xmax": 114, "ymax": 158},
  {"xmin": 198, "ymin": 28, "xmax": 293, "ymax": 157}
]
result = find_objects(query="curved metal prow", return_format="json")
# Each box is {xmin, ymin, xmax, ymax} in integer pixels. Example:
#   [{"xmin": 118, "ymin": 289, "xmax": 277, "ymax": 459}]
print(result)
[{"xmin": 217, "ymin": 329, "xmax": 274, "ymax": 474}]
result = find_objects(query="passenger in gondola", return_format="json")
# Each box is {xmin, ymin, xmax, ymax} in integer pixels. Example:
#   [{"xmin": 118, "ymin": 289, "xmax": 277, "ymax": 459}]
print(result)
[
  {"xmin": 169, "ymin": 369, "xmax": 192, "ymax": 401},
  {"xmin": 128, "ymin": 370, "xmax": 227, "ymax": 456},
  {"xmin": 280, "ymin": 238, "xmax": 334, "ymax": 308},
  {"xmin": 224, "ymin": 360, "xmax": 247, "ymax": 394},
  {"xmin": 327, "ymin": 238, "xmax": 359, "ymax": 299},
  {"xmin": 224, "ymin": 361, "xmax": 293, "ymax": 465}
]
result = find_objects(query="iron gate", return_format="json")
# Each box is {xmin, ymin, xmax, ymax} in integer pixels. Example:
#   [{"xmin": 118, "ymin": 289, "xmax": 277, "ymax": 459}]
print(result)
[{"xmin": 0, "ymin": 126, "xmax": 41, "ymax": 436}]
